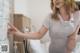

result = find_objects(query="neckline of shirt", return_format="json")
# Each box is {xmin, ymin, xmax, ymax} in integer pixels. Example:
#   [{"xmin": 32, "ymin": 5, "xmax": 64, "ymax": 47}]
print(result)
[
  {"xmin": 58, "ymin": 13, "xmax": 74, "ymax": 23},
  {"xmin": 58, "ymin": 13, "xmax": 75, "ymax": 28}
]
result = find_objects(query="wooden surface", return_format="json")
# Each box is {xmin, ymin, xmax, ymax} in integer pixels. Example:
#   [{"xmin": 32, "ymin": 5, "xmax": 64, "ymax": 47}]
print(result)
[
  {"xmin": 13, "ymin": 14, "xmax": 31, "ymax": 41},
  {"xmin": 13, "ymin": 14, "xmax": 31, "ymax": 53}
]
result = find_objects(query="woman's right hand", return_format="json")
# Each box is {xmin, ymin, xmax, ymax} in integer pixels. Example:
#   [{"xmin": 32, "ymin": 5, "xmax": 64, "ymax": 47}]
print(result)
[{"xmin": 8, "ymin": 23, "xmax": 23, "ymax": 36}]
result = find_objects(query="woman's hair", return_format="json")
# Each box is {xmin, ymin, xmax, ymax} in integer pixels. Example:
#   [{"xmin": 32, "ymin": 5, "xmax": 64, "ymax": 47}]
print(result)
[{"xmin": 50, "ymin": 0, "xmax": 79, "ymax": 20}]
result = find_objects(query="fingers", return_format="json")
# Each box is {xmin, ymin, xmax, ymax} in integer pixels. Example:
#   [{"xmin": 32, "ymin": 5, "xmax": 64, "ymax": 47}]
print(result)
[
  {"xmin": 8, "ymin": 23, "xmax": 18, "ymax": 31},
  {"xmin": 8, "ymin": 28, "xmax": 14, "ymax": 35},
  {"xmin": 8, "ymin": 23, "xmax": 21, "ymax": 36}
]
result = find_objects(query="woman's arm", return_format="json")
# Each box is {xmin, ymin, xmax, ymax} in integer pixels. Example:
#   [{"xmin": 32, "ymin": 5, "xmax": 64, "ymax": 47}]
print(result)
[
  {"xmin": 66, "ymin": 33, "xmax": 76, "ymax": 53},
  {"xmin": 66, "ymin": 25, "xmax": 80, "ymax": 53},
  {"xmin": 18, "ymin": 26, "xmax": 48, "ymax": 39},
  {"xmin": 8, "ymin": 24, "xmax": 48, "ymax": 39}
]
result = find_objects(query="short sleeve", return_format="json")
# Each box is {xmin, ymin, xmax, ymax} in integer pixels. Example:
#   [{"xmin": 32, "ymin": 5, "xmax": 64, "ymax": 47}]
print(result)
[{"xmin": 43, "ymin": 15, "xmax": 50, "ymax": 29}]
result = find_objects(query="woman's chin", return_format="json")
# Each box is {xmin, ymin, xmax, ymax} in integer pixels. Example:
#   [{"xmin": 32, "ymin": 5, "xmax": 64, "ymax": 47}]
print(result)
[{"xmin": 56, "ymin": 6, "xmax": 61, "ymax": 8}]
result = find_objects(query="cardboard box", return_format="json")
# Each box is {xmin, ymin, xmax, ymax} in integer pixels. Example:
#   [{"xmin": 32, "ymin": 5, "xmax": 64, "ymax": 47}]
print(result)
[{"xmin": 13, "ymin": 14, "xmax": 31, "ymax": 53}]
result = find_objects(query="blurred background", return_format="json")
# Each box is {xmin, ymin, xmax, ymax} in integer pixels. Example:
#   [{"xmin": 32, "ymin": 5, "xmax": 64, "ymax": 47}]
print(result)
[{"xmin": 0, "ymin": 0, "xmax": 80, "ymax": 53}]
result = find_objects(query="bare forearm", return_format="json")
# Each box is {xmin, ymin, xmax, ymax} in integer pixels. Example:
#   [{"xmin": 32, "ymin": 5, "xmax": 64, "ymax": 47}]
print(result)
[
  {"xmin": 67, "ymin": 37, "xmax": 76, "ymax": 53},
  {"xmin": 10, "ymin": 25, "xmax": 48, "ymax": 40},
  {"xmin": 16, "ymin": 32, "xmax": 43, "ymax": 40},
  {"xmin": 16, "ymin": 26, "xmax": 48, "ymax": 39}
]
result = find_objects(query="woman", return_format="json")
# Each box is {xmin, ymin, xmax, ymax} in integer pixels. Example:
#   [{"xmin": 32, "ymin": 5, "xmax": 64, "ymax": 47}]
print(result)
[{"xmin": 8, "ymin": 0, "xmax": 80, "ymax": 53}]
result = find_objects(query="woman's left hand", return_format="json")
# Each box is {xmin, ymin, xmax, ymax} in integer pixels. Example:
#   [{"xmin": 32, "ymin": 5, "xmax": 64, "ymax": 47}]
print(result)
[{"xmin": 8, "ymin": 23, "xmax": 23, "ymax": 36}]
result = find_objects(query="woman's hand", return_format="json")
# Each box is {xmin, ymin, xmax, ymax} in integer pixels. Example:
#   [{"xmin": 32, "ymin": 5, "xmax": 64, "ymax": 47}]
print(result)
[
  {"xmin": 66, "ymin": 25, "xmax": 80, "ymax": 53},
  {"xmin": 8, "ymin": 23, "xmax": 23, "ymax": 36}
]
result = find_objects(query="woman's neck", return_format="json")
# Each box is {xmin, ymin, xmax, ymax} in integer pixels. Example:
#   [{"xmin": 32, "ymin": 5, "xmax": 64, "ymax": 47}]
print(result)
[{"xmin": 59, "ymin": 7, "xmax": 70, "ymax": 21}]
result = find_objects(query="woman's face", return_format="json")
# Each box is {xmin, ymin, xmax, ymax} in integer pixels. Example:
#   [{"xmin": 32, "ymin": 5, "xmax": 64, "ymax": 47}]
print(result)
[{"xmin": 53, "ymin": 0, "xmax": 64, "ymax": 8}]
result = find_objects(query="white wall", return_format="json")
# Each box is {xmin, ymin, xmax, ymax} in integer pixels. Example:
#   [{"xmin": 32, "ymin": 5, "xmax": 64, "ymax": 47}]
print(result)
[
  {"xmin": 27, "ymin": 0, "xmax": 51, "ymax": 30},
  {"xmin": 14, "ymin": 0, "xmax": 29, "ymax": 16}
]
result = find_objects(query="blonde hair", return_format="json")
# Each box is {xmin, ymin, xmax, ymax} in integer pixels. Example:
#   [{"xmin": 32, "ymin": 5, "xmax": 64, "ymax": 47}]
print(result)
[{"xmin": 50, "ymin": 0, "xmax": 79, "ymax": 20}]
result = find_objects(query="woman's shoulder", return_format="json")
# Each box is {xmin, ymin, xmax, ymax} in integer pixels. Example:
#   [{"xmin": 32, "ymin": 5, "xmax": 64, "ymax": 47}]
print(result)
[
  {"xmin": 44, "ymin": 13, "xmax": 55, "ymax": 24},
  {"xmin": 45, "ymin": 13, "xmax": 52, "ymax": 20},
  {"xmin": 46, "ymin": 13, "xmax": 52, "ymax": 17}
]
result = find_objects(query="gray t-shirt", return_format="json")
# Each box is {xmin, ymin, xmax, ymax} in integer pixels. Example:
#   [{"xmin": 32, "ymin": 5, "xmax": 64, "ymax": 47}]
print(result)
[{"xmin": 43, "ymin": 11, "xmax": 80, "ymax": 53}]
